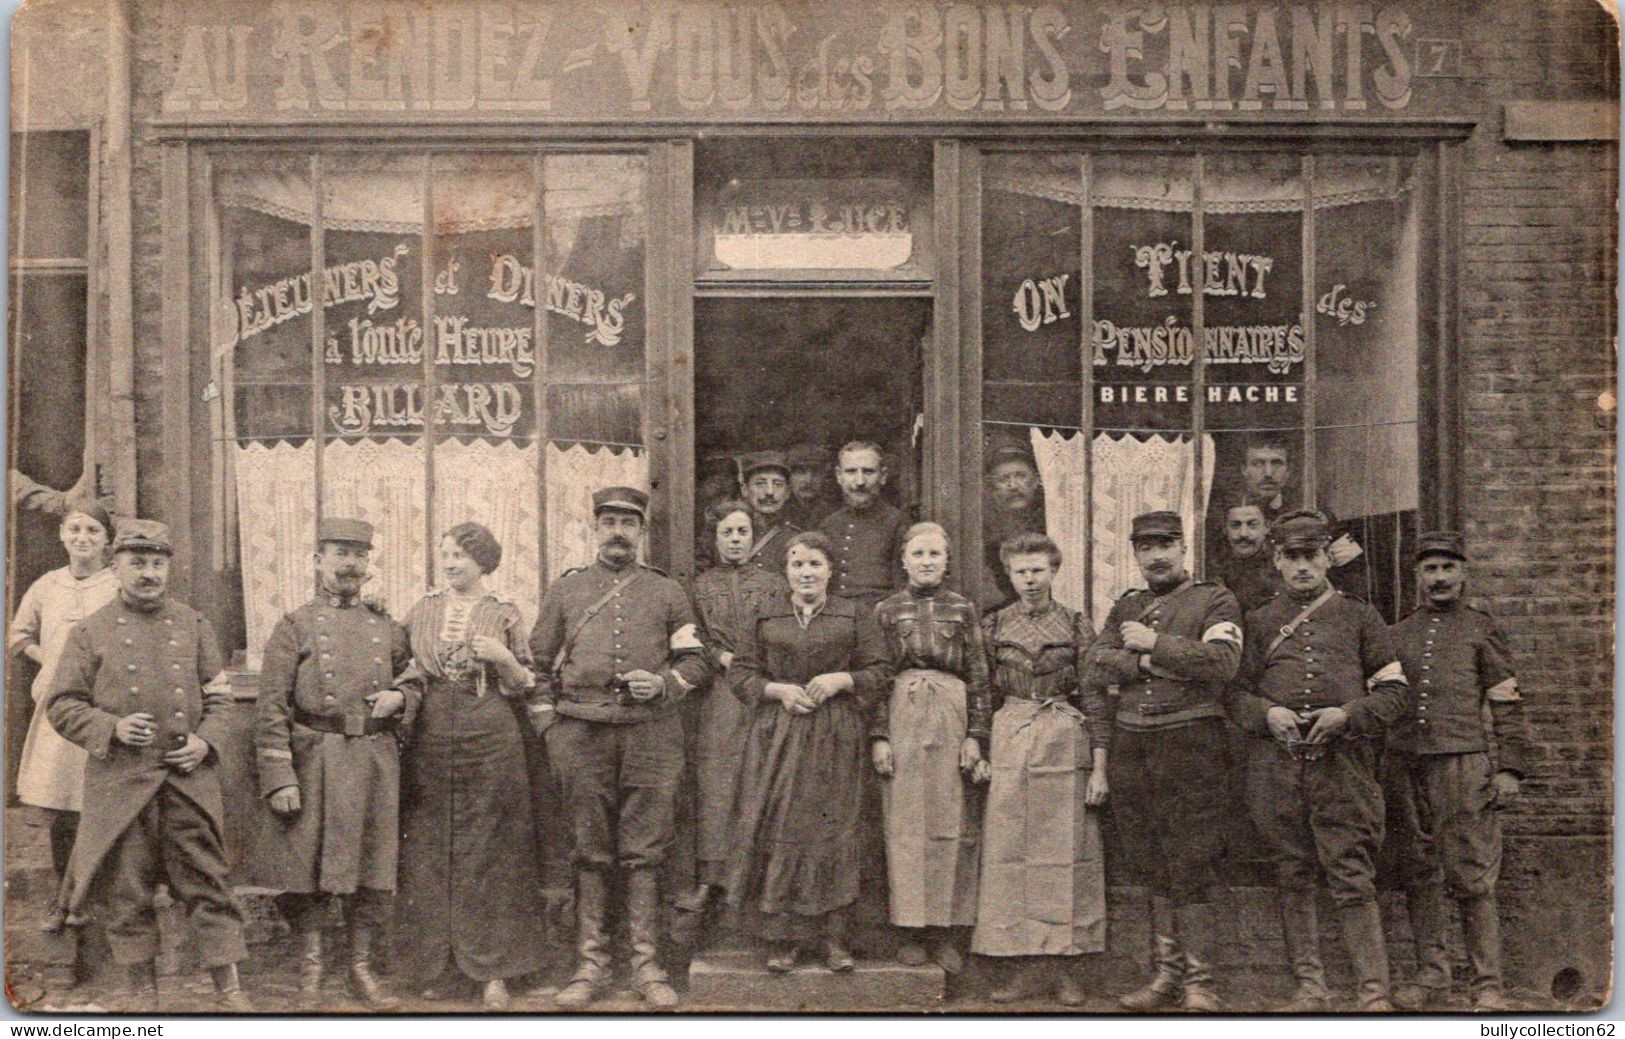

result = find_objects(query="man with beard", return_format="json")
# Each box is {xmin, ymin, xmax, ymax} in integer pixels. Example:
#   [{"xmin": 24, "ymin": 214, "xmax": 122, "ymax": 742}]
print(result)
[
  {"xmin": 981, "ymin": 445, "xmax": 1046, "ymax": 610},
  {"xmin": 1225, "ymin": 510, "xmax": 1410, "ymax": 1012},
  {"xmin": 1217, "ymin": 502, "xmax": 1281, "ymax": 613},
  {"xmin": 530, "ymin": 487, "xmax": 711, "ymax": 1009},
  {"xmin": 820, "ymin": 441, "xmax": 908, "ymax": 610},
  {"xmin": 784, "ymin": 443, "xmax": 838, "ymax": 532},
  {"xmin": 1382, "ymin": 532, "xmax": 1533, "ymax": 1012},
  {"xmin": 46, "ymin": 520, "xmax": 253, "ymax": 1011},
  {"xmin": 255, "ymin": 518, "xmax": 413, "ymax": 1009},
  {"xmin": 737, "ymin": 451, "xmax": 800, "ymax": 578},
  {"xmin": 1085, "ymin": 511, "xmax": 1243, "ymax": 1011}
]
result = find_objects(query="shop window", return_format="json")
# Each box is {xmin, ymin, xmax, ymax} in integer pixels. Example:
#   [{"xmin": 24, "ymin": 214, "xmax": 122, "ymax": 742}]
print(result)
[
  {"xmin": 210, "ymin": 151, "xmax": 648, "ymax": 666},
  {"xmin": 980, "ymin": 149, "xmax": 1422, "ymax": 625}
]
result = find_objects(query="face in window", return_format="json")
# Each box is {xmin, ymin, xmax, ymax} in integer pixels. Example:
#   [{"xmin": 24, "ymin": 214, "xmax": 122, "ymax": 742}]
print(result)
[
  {"xmin": 314, "ymin": 541, "xmax": 370, "ymax": 598},
  {"xmin": 59, "ymin": 510, "xmax": 109, "ymax": 567},
  {"xmin": 785, "ymin": 543, "xmax": 832, "ymax": 602},
  {"xmin": 1417, "ymin": 554, "xmax": 1467, "ymax": 608},
  {"xmin": 988, "ymin": 459, "xmax": 1040, "ymax": 514},
  {"xmin": 902, "ymin": 530, "xmax": 949, "ymax": 590},
  {"xmin": 1224, "ymin": 505, "xmax": 1268, "ymax": 559},
  {"xmin": 1132, "ymin": 535, "xmax": 1186, "ymax": 586},
  {"xmin": 742, "ymin": 470, "xmax": 789, "ymax": 517},
  {"xmin": 595, "ymin": 509, "xmax": 645, "ymax": 567},
  {"xmin": 1004, "ymin": 552, "xmax": 1056, "ymax": 606},
  {"xmin": 114, "ymin": 550, "xmax": 170, "ymax": 604},
  {"xmin": 1273, "ymin": 545, "xmax": 1330, "ymax": 594},
  {"xmin": 1244, "ymin": 446, "xmax": 1291, "ymax": 502},
  {"xmin": 714, "ymin": 509, "xmax": 754, "ymax": 566},
  {"xmin": 836, "ymin": 447, "xmax": 887, "ymax": 509}
]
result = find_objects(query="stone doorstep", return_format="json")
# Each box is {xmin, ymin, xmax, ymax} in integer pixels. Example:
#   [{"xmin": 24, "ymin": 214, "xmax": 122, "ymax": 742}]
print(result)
[{"xmin": 688, "ymin": 950, "xmax": 946, "ymax": 1010}]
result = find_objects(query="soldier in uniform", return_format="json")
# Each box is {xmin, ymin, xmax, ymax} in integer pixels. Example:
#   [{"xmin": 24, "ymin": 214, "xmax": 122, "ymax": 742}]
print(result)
[
  {"xmin": 1383, "ymin": 532, "xmax": 1533, "ymax": 1012},
  {"xmin": 1084, "ymin": 511, "xmax": 1243, "ymax": 1011},
  {"xmin": 820, "ymin": 441, "xmax": 909, "ymax": 611},
  {"xmin": 1225, "ymin": 510, "xmax": 1411, "ymax": 1012},
  {"xmin": 737, "ymin": 451, "xmax": 801, "ymax": 578},
  {"xmin": 980, "ymin": 444, "xmax": 1046, "ymax": 611},
  {"xmin": 46, "ymin": 520, "xmax": 253, "ymax": 1011},
  {"xmin": 255, "ymin": 517, "xmax": 413, "ymax": 1009},
  {"xmin": 784, "ymin": 442, "xmax": 838, "ymax": 532},
  {"xmin": 529, "ymin": 487, "xmax": 711, "ymax": 1009},
  {"xmin": 1216, "ymin": 502, "xmax": 1281, "ymax": 614}
]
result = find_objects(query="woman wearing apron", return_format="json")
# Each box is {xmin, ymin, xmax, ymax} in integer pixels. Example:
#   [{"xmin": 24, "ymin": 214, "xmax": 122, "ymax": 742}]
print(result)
[
  {"xmin": 871, "ymin": 522, "xmax": 990, "ymax": 975},
  {"xmin": 972, "ymin": 532, "xmax": 1111, "ymax": 1005},
  {"xmin": 725, "ymin": 531, "xmax": 893, "ymax": 972},
  {"xmin": 9, "ymin": 501, "xmax": 119, "ymax": 920}
]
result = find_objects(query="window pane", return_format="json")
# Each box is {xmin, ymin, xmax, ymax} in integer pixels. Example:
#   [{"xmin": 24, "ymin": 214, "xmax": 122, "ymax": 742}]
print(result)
[
  {"xmin": 1200, "ymin": 153, "xmax": 1307, "ymax": 577},
  {"xmin": 427, "ymin": 154, "xmax": 539, "ymax": 620},
  {"xmin": 1312, "ymin": 154, "xmax": 1421, "ymax": 621},
  {"xmin": 9, "ymin": 131, "xmax": 89, "ymax": 261}
]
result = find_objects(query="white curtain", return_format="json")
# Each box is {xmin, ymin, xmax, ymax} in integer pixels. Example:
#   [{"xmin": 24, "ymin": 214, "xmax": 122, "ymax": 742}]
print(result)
[
  {"xmin": 234, "ymin": 439, "xmax": 646, "ymax": 670},
  {"xmin": 1028, "ymin": 429, "xmax": 1215, "ymax": 629}
]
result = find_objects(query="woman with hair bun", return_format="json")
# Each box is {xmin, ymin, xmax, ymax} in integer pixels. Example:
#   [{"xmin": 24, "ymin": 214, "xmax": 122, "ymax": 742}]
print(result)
[{"xmin": 394, "ymin": 522, "xmax": 547, "ymax": 1009}]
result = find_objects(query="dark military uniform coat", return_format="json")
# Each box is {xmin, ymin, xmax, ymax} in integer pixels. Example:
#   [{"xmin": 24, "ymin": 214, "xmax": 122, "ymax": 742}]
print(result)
[
  {"xmin": 46, "ymin": 596, "xmax": 233, "ymax": 916},
  {"xmin": 252, "ymin": 593, "xmax": 413, "ymax": 894},
  {"xmin": 820, "ymin": 501, "xmax": 908, "ymax": 607}
]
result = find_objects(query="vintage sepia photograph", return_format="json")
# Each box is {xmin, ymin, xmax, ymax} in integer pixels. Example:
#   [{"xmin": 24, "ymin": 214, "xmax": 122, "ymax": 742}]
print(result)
[{"xmin": 2, "ymin": 0, "xmax": 1618, "ymax": 1017}]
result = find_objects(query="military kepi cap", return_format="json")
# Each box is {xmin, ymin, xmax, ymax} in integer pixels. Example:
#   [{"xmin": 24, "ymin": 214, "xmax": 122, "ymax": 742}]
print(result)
[
  {"xmin": 317, "ymin": 517, "xmax": 374, "ymax": 548},
  {"xmin": 985, "ymin": 444, "xmax": 1037, "ymax": 471},
  {"xmin": 593, "ymin": 486, "xmax": 649, "ymax": 520},
  {"xmin": 1415, "ymin": 530, "xmax": 1467, "ymax": 563},
  {"xmin": 1130, "ymin": 510, "xmax": 1183, "ymax": 543},
  {"xmin": 113, "ymin": 519, "xmax": 174, "ymax": 555},
  {"xmin": 1270, "ymin": 508, "xmax": 1332, "ymax": 550},
  {"xmin": 737, "ymin": 450, "xmax": 790, "ymax": 480}
]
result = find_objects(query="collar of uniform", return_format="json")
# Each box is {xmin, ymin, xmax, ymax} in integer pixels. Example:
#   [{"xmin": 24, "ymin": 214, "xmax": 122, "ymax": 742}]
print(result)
[
  {"xmin": 1285, "ymin": 582, "xmax": 1332, "ymax": 605},
  {"xmin": 319, "ymin": 590, "xmax": 360, "ymax": 608},
  {"xmin": 1422, "ymin": 598, "xmax": 1463, "ymax": 614},
  {"xmin": 595, "ymin": 553, "xmax": 636, "ymax": 574}
]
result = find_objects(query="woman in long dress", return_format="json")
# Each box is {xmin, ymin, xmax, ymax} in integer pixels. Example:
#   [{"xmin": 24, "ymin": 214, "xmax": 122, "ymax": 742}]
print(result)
[
  {"xmin": 8, "ymin": 500, "xmax": 118, "ymax": 898},
  {"xmin": 871, "ymin": 522, "xmax": 990, "ymax": 975},
  {"xmin": 394, "ymin": 522, "xmax": 547, "ymax": 1009},
  {"xmin": 972, "ymin": 532, "xmax": 1110, "ymax": 1006},
  {"xmin": 725, "ymin": 531, "xmax": 893, "ymax": 972},
  {"xmin": 681, "ymin": 500, "xmax": 783, "ymax": 915}
]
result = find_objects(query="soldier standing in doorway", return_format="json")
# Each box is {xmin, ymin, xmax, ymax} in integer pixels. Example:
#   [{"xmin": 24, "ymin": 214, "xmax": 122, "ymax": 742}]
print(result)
[
  {"xmin": 1383, "ymin": 532, "xmax": 1533, "ymax": 1012},
  {"xmin": 1225, "ymin": 510, "xmax": 1411, "ymax": 1012},
  {"xmin": 737, "ymin": 451, "xmax": 801, "ymax": 578},
  {"xmin": 46, "ymin": 520, "xmax": 253, "ymax": 1011},
  {"xmin": 784, "ymin": 443, "xmax": 838, "ymax": 532},
  {"xmin": 529, "ymin": 487, "xmax": 712, "ymax": 1009},
  {"xmin": 255, "ymin": 517, "xmax": 413, "ymax": 1009},
  {"xmin": 821, "ymin": 441, "xmax": 909, "ymax": 611}
]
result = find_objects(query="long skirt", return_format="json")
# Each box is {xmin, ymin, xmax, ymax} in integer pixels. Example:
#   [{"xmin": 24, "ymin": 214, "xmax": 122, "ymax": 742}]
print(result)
[
  {"xmin": 882, "ymin": 669, "xmax": 980, "ymax": 928},
  {"xmin": 396, "ymin": 726, "xmax": 547, "ymax": 984},
  {"xmin": 971, "ymin": 698, "xmax": 1105, "ymax": 957},
  {"xmin": 694, "ymin": 678, "xmax": 753, "ymax": 886},
  {"xmin": 724, "ymin": 696, "xmax": 866, "ymax": 921}
]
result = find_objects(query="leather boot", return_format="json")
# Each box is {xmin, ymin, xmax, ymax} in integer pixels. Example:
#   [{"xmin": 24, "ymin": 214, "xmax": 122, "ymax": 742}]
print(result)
[
  {"xmin": 1460, "ymin": 894, "xmax": 1508, "ymax": 1011},
  {"xmin": 296, "ymin": 924, "xmax": 324, "ymax": 1005},
  {"xmin": 1339, "ymin": 901, "xmax": 1394, "ymax": 1011},
  {"xmin": 1119, "ymin": 896, "xmax": 1183, "ymax": 1009},
  {"xmin": 822, "ymin": 909, "xmax": 855, "ymax": 973},
  {"xmin": 989, "ymin": 958, "xmax": 1039, "ymax": 1003},
  {"xmin": 112, "ymin": 961, "xmax": 161, "ymax": 1013},
  {"xmin": 346, "ymin": 923, "xmax": 399, "ymax": 1010},
  {"xmin": 210, "ymin": 963, "xmax": 256, "ymax": 1012},
  {"xmin": 1174, "ymin": 902, "xmax": 1225, "ymax": 1012},
  {"xmin": 555, "ymin": 870, "xmax": 611, "ymax": 1009},
  {"xmin": 1392, "ymin": 883, "xmax": 1451, "ymax": 1009},
  {"xmin": 628, "ymin": 869, "xmax": 679, "ymax": 1008},
  {"xmin": 1053, "ymin": 956, "xmax": 1088, "ymax": 1007},
  {"xmin": 1273, "ymin": 890, "xmax": 1331, "ymax": 1012}
]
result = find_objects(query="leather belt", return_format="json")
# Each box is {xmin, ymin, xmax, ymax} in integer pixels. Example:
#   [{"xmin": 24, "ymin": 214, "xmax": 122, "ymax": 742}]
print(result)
[
  {"xmin": 1114, "ymin": 702, "xmax": 1226, "ymax": 729},
  {"xmin": 294, "ymin": 709, "xmax": 396, "ymax": 737}
]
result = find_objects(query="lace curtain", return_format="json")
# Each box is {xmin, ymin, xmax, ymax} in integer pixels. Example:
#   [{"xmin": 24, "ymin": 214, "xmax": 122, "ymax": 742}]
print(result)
[
  {"xmin": 1028, "ymin": 429, "xmax": 1215, "ymax": 628},
  {"xmin": 234, "ymin": 439, "xmax": 645, "ymax": 670}
]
